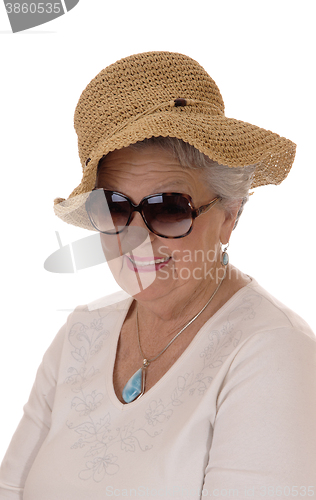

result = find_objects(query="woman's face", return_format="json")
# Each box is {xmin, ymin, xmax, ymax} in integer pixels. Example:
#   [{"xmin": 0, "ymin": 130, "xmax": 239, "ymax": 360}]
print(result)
[{"xmin": 96, "ymin": 145, "xmax": 236, "ymax": 303}]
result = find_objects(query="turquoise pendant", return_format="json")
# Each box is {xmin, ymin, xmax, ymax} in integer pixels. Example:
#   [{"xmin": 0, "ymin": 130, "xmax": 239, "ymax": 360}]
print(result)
[
  {"xmin": 222, "ymin": 251, "xmax": 229, "ymax": 266},
  {"xmin": 122, "ymin": 365, "xmax": 147, "ymax": 403}
]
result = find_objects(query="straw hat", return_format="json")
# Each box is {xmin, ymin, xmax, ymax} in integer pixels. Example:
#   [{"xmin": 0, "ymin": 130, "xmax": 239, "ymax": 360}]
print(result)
[{"xmin": 53, "ymin": 50, "xmax": 296, "ymax": 231}]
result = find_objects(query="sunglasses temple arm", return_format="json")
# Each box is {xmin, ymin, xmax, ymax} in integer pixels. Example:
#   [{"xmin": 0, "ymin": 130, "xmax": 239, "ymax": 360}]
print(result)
[{"xmin": 194, "ymin": 197, "xmax": 222, "ymax": 217}]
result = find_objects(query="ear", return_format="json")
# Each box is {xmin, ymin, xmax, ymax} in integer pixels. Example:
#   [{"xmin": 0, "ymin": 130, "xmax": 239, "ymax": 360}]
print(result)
[{"xmin": 219, "ymin": 201, "xmax": 242, "ymax": 245}]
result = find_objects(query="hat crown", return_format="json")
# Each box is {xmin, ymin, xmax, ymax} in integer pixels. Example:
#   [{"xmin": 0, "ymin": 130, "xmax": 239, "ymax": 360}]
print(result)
[{"xmin": 74, "ymin": 51, "xmax": 225, "ymax": 169}]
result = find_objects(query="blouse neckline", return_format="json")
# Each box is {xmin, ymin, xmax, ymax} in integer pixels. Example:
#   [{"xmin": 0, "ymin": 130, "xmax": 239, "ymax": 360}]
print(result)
[{"xmin": 106, "ymin": 277, "xmax": 256, "ymax": 410}]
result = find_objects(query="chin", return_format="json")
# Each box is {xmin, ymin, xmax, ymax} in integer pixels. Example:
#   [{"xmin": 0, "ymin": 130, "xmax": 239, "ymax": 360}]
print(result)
[{"xmin": 108, "ymin": 257, "xmax": 156, "ymax": 297}]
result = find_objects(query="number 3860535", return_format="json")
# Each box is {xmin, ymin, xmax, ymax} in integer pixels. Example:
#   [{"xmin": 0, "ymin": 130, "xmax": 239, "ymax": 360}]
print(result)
[{"xmin": 5, "ymin": 3, "xmax": 62, "ymax": 14}]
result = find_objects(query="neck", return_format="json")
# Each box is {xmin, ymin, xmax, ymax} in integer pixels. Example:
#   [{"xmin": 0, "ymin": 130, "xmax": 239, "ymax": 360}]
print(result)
[{"xmin": 133, "ymin": 263, "xmax": 229, "ymax": 337}]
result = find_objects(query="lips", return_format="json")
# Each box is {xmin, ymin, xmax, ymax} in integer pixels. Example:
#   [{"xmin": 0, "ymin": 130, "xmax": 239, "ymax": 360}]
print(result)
[
  {"xmin": 128, "ymin": 255, "xmax": 171, "ymax": 267},
  {"xmin": 125, "ymin": 254, "xmax": 172, "ymax": 272}
]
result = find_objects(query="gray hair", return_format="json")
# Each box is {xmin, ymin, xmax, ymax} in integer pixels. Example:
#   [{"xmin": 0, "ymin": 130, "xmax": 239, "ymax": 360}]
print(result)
[{"xmin": 125, "ymin": 136, "xmax": 257, "ymax": 230}]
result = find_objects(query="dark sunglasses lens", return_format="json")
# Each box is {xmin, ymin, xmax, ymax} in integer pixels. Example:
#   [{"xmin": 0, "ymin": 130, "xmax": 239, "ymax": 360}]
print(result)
[
  {"xmin": 144, "ymin": 194, "xmax": 192, "ymax": 237},
  {"xmin": 86, "ymin": 190, "xmax": 130, "ymax": 233}
]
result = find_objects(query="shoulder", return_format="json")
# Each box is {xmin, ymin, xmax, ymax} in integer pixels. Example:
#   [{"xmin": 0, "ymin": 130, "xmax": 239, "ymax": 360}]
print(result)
[
  {"xmin": 85, "ymin": 289, "xmax": 133, "ymax": 312},
  {"xmin": 64, "ymin": 289, "xmax": 133, "ymax": 330},
  {"xmin": 230, "ymin": 277, "xmax": 315, "ymax": 342},
  {"xmin": 45, "ymin": 291, "xmax": 133, "ymax": 357},
  {"xmin": 206, "ymin": 277, "xmax": 316, "ymax": 379},
  {"xmin": 217, "ymin": 280, "xmax": 316, "ymax": 397},
  {"xmin": 221, "ymin": 277, "xmax": 316, "ymax": 384}
]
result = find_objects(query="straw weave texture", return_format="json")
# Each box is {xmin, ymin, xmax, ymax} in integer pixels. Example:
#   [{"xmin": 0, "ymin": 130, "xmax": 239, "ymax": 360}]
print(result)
[{"xmin": 54, "ymin": 51, "xmax": 296, "ymax": 230}]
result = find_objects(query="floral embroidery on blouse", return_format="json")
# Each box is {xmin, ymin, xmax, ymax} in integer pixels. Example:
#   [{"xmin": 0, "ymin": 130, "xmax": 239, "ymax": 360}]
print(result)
[
  {"xmin": 64, "ymin": 293, "xmax": 261, "ymax": 482},
  {"xmin": 64, "ymin": 310, "xmax": 162, "ymax": 481},
  {"xmin": 143, "ymin": 294, "xmax": 262, "ymax": 409}
]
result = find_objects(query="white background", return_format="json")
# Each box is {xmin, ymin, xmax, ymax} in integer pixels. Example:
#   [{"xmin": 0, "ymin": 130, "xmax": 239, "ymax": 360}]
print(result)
[{"xmin": 0, "ymin": 0, "xmax": 315, "ymax": 460}]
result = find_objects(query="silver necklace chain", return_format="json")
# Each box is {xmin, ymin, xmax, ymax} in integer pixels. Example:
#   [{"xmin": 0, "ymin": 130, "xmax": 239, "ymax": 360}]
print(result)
[{"xmin": 136, "ymin": 267, "xmax": 227, "ymax": 366}]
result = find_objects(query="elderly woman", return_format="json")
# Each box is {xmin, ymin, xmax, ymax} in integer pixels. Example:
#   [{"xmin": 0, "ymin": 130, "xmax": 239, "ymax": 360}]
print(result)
[{"xmin": 1, "ymin": 51, "xmax": 315, "ymax": 499}]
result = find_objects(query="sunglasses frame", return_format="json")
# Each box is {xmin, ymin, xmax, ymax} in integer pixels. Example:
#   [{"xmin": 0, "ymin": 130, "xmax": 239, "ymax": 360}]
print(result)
[{"xmin": 86, "ymin": 188, "xmax": 222, "ymax": 239}]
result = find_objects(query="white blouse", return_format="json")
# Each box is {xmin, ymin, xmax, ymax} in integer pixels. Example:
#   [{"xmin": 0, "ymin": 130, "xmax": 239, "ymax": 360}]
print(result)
[{"xmin": 1, "ymin": 277, "xmax": 316, "ymax": 500}]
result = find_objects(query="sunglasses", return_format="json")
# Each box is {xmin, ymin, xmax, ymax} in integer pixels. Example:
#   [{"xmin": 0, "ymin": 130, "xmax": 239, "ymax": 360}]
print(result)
[{"xmin": 85, "ymin": 189, "xmax": 221, "ymax": 239}]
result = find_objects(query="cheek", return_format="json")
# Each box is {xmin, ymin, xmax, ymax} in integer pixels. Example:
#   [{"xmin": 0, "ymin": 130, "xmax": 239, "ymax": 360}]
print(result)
[
  {"xmin": 193, "ymin": 215, "xmax": 223, "ymax": 249},
  {"xmin": 99, "ymin": 228, "xmax": 151, "ymax": 261},
  {"xmin": 156, "ymin": 229, "xmax": 219, "ymax": 271}
]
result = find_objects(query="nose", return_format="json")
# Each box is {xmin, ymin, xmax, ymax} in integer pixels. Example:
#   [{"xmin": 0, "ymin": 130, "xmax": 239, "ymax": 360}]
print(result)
[
  {"xmin": 115, "ymin": 212, "xmax": 154, "ymax": 254},
  {"xmin": 129, "ymin": 210, "xmax": 146, "ymax": 226},
  {"xmin": 129, "ymin": 211, "xmax": 150, "ymax": 232},
  {"xmin": 128, "ymin": 211, "xmax": 156, "ymax": 241}
]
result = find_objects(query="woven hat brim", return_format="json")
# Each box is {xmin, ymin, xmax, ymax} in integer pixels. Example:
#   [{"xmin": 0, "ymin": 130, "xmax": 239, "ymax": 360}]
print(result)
[{"xmin": 54, "ymin": 111, "xmax": 296, "ymax": 230}]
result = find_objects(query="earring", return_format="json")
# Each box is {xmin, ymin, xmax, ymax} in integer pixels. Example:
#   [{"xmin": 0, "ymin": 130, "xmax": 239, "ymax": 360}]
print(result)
[{"xmin": 221, "ymin": 243, "xmax": 229, "ymax": 266}]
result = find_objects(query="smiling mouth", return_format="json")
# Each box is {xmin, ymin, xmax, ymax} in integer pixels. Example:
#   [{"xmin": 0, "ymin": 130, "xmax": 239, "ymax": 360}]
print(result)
[{"xmin": 127, "ymin": 256, "xmax": 171, "ymax": 267}]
